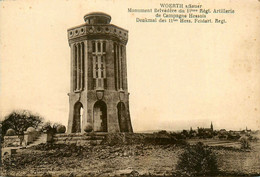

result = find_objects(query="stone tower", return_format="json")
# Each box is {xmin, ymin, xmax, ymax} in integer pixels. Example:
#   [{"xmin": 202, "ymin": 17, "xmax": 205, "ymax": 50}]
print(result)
[{"xmin": 67, "ymin": 12, "xmax": 133, "ymax": 133}]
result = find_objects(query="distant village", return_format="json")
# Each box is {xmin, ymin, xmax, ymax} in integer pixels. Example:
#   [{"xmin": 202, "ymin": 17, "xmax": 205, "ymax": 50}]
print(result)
[{"xmin": 167, "ymin": 122, "xmax": 259, "ymax": 141}]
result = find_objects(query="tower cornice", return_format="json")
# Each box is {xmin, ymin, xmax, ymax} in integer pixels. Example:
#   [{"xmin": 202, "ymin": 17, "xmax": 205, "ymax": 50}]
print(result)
[{"xmin": 67, "ymin": 24, "xmax": 128, "ymax": 44}]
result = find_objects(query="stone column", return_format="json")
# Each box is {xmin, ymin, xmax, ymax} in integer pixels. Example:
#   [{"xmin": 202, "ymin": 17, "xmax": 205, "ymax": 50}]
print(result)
[
  {"xmin": 80, "ymin": 42, "xmax": 84, "ymax": 90},
  {"xmin": 84, "ymin": 40, "xmax": 88, "ymax": 91},
  {"xmin": 122, "ymin": 45, "xmax": 128, "ymax": 91},
  {"xmin": 119, "ymin": 45, "xmax": 122, "ymax": 89},
  {"xmin": 77, "ymin": 43, "xmax": 80, "ymax": 90},
  {"xmin": 70, "ymin": 44, "xmax": 74, "ymax": 92},
  {"xmin": 116, "ymin": 45, "xmax": 120, "ymax": 90}
]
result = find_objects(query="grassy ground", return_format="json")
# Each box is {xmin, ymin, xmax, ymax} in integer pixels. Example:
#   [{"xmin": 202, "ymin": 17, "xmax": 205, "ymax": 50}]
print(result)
[{"xmin": 1, "ymin": 140, "xmax": 260, "ymax": 176}]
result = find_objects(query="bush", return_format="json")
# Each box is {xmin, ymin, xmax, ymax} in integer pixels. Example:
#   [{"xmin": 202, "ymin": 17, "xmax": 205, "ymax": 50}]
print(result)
[
  {"xmin": 41, "ymin": 122, "xmax": 52, "ymax": 132},
  {"xmin": 176, "ymin": 142, "xmax": 219, "ymax": 176},
  {"xmin": 240, "ymin": 137, "xmax": 250, "ymax": 150},
  {"xmin": 6, "ymin": 129, "xmax": 16, "ymax": 136},
  {"xmin": 56, "ymin": 125, "xmax": 66, "ymax": 133},
  {"xmin": 105, "ymin": 133, "xmax": 125, "ymax": 146},
  {"xmin": 41, "ymin": 121, "xmax": 65, "ymax": 134},
  {"xmin": 84, "ymin": 124, "xmax": 93, "ymax": 133},
  {"xmin": 157, "ymin": 130, "xmax": 169, "ymax": 135}
]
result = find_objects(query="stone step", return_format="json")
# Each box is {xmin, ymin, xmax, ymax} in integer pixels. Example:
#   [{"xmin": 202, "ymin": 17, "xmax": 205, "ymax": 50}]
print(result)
[
  {"xmin": 53, "ymin": 135, "xmax": 105, "ymax": 141},
  {"xmin": 54, "ymin": 139, "xmax": 103, "ymax": 146},
  {"xmin": 54, "ymin": 132, "xmax": 107, "ymax": 137},
  {"xmin": 26, "ymin": 133, "xmax": 46, "ymax": 147}
]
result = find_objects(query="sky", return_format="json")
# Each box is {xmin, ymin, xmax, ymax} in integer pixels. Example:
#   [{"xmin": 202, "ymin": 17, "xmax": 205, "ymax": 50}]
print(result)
[{"xmin": 0, "ymin": 0, "xmax": 260, "ymax": 131}]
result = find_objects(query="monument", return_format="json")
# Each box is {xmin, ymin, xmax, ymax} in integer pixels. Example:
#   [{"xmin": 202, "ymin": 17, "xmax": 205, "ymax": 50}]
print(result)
[{"xmin": 67, "ymin": 12, "xmax": 133, "ymax": 133}]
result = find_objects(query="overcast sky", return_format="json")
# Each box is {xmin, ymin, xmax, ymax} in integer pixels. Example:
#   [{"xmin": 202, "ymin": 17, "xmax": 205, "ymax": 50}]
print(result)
[{"xmin": 0, "ymin": 0, "xmax": 260, "ymax": 131}]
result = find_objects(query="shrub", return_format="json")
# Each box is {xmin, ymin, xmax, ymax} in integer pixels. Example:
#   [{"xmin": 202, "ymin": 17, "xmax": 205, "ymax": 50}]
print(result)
[
  {"xmin": 56, "ymin": 125, "xmax": 66, "ymax": 133},
  {"xmin": 176, "ymin": 142, "xmax": 219, "ymax": 176},
  {"xmin": 6, "ymin": 129, "xmax": 16, "ymax": 136},
  {"xmin": 41, "ymin": 121, "xmax": 64, "ymax": 134},
  {"xmin": 157, "ymin": 130, "xmax": 169, "ymax": 135},
  {"xmin": 105, "ymin": 133, "xmax": 125, "ymax": 146},
  {"xmin": 84, "ymin": 124, "xmax": 93, "ymax": 133},
  {"xmin": 41, "ymin": 122, "xmax": 52, "ymax": 132},
  {"xmin": 227, "ymin": 134, "xmax": 241, "ymax": 140},
  {"xmin": 240, "ymin": 137, "xmax": 250, "ymax": 150}
]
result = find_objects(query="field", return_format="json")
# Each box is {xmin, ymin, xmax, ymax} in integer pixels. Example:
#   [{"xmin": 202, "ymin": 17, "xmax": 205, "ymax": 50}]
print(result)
[{"xmin": 1, "ymin": 139, "xmax": 260, "ymax": 176}]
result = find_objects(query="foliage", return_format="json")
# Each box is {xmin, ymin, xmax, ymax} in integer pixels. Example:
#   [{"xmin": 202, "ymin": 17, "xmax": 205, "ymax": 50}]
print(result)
[
  {"xmin": 157, "ymin": 130, "xmax": 168, "ymax": 135},
  {"xmin": 105, "ymin": 133, "xmax": 125, "ymax": 146},
  {"xmin": 41, "ymin": 121, "xmax": 64, "ymax": 134},
  {"xmin": 41, "ymin": 121, "xmax": 52, "ymax": 132},
  {"xmin": 1, "ymin": 110, "xmax": 43, "ymax": 136},
  {"xmin": 240, "ymin": 137, "xmax": 250, "ymax": 150},
  {"xmin": 176, "ymin": 142, "xmax": 219, "ymax": 176},
  {"xmin": 145, "ymin": 131, "xmax": 178, "ymax": 145},
  {"xmin": 227, "ymin": 133, "xmax": 241, "ymax": 140}
]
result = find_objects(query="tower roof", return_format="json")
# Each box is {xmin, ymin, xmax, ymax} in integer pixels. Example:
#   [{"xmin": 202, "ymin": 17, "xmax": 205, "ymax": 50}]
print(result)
[{"xmin": 83, "ymin": 12, "xmax": 111, "ymax": 24}]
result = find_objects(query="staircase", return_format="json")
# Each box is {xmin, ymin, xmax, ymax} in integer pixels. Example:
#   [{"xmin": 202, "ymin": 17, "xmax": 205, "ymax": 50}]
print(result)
[
  {"xmin": 53, "ymin": 133, "xmax": 107, "ymax": 146},
  {"xmin": 26, "ymin": 133, "xmax": 46, "ymax": 148},
  {"xmin": 2, "ymin": 133, "xmax": 46, "ymax": 157}
]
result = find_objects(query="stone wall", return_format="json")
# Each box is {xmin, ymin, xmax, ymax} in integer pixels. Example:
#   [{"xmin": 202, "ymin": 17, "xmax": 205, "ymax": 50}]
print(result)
[
  {"xmin": 53, "ymin": 132, "xmax": 107, "ymax": 146},
  {"xmin": 52, "ymin": 132, "xmax": 178, "ymax": 146},
  {"xmin": 3, "ymin": 136, "xmax": 21, "ymax": 147}
]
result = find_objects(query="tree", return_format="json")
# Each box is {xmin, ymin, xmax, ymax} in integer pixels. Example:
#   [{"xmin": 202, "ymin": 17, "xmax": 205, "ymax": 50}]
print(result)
[{"xmin": 1, "ymin": 110, "xmax": 44, "ymax": 136}]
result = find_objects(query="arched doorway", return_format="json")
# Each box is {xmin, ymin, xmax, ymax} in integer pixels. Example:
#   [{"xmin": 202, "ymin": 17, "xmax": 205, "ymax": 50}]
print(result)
[
  {"xmin": 117, "ymin": 102, "xmax": 128, "ymax": 132},
  {"xmin": 72, "ymin": 102, "xmax": 83, "ymax": 133},
  {"xmin": 93, "ymin": 101, "xmax": 107, "ymax": 132}
]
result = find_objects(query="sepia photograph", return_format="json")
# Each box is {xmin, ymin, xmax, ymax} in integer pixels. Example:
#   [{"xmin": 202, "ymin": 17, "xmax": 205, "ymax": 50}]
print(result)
[{"xmin": 0, "ymin": 0, "xmax": 260, "ymax": 176}]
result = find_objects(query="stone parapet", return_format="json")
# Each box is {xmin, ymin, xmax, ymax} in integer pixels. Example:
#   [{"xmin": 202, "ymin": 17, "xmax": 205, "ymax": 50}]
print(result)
[{"xmin": 3, "ymin": 136, "xmax": 21, "ymax": 147}]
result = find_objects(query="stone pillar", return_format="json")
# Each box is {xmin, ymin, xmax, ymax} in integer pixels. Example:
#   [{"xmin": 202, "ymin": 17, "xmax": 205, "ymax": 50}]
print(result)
[
  {"xmin": 119, "ymin": 44, "xmax": 122, "ymax": 89},
  {"xmin": 84, "ymin": 41, "xmax": 88, "ymax": 90},
  {"xmin": 77, "ymin": 43, "xmax": 80, "ymax": 90},
  {"xmin": 80, "ymin": 42, "xmax": 83, "ymax": 90},
  {"xmin": 116, "ymin": 44, "xmax": 120, "ymax": 90},
  {"xmin": 70, "ymin": 44, "xmax": 74, "ymax": 92},
  {"xmin": 122, "ymin": 45, "xmax": 128, "ymax": 91}
]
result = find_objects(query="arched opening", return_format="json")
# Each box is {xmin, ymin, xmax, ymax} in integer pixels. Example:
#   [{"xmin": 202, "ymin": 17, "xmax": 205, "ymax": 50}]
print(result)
[
  {"xmin": 72, "ymin": 102, "xmax": 83, "ymax": 133},
  {"xmin": 117, "ymin": 102, "xmax": 128, "ymax": 132},
  {"xmin": 93, "ymin": 101, "xmax": 107, "ymax": 132}
]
